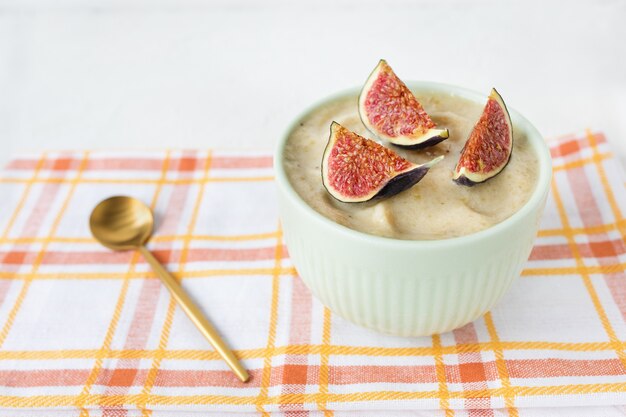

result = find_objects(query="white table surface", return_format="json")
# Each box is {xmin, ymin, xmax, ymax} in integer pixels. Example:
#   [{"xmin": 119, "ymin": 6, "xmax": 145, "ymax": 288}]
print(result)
[{"xmin": 1, "ymin": 0, "xmax": 626, "ymax": 168}]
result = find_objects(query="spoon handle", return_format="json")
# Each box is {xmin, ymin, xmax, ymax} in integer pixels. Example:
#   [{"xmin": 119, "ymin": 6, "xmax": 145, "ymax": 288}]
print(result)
[{"xmin": 138, "ymin": 246, "xmax": 249, "ymax": 383}]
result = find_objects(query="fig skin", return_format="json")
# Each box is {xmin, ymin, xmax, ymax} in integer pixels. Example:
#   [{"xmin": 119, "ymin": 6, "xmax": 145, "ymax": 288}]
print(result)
[
  {"xmin": 453, "ymin": 174, "xmax": 479, "ymax": 187},
  {"xmin": 359, "ymin": 59, "xmax": 449, "ymax": 149},
  {"xmin": 453, "ymin": 88, "xmax": 513, "ymax": 186},
  {"xmin": 394, "ymin": 132, "xmax": 449, "ymax": 150},
  {"xmin": 453, "ymin": 155, "xmax": 513, "ymax": 187},
  {"xmin": 321, "ymin": 122, "xmax": 443, "ymax": 203},
  {"xmin": 373, "ymin": 164, "xmax": 435, "ymax": 200}
]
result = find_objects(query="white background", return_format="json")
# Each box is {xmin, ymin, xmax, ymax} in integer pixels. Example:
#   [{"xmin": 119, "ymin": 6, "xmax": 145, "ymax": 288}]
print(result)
[{"xmin": 1, "ymin": 0, "xmax": 625, "ymax": 168}]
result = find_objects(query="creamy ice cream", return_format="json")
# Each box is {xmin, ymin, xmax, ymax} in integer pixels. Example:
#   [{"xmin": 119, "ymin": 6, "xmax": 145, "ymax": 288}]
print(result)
[{"xmin": 283, "ymin": 91, "xmax": 538, "ymax": 240}]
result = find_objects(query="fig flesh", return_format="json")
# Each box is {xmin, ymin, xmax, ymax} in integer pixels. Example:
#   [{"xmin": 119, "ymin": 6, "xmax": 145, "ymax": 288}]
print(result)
[
  {"xmin": 321, "ymin": 122, "xmax": 443, "ymax": 203},
  {"xmin": 359, "ymin": 59, "xmax": 449, "ymax": 149},
  {"xmin": 453, "ymin": 88, "xmax": 513, "ymax": 186}
]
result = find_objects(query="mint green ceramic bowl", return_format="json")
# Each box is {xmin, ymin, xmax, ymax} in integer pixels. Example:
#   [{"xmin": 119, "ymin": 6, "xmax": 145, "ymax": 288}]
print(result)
[{"xmin": 275, "ymin": 82, "xmax": 552, "ymax": 337}]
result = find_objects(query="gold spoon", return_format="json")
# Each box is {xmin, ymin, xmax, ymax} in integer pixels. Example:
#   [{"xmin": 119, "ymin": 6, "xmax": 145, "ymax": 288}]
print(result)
[{"xmin": 89, "ymin": 196, "xmax": 249, "ymax": 382}]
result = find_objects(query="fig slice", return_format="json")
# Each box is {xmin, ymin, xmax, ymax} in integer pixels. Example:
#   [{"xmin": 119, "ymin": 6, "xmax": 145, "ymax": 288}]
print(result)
[
  {"xmin": 358, "ymin": 59, "xmax": 449, "ymax": 149},
  {"xmin": 321, "ymin": 122, "xmax": 443, "ymax": 203},
  {"xmin": 453, "ymin": 88, "xmax": 513, "ymax": 186}
]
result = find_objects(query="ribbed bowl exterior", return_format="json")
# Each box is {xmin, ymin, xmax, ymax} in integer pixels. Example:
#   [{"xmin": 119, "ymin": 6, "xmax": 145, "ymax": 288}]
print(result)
[
  {"xmin": 275, "ymin": 82, "xmax": 552, "ymax": 337},
  {"xmin": 278, "ymin": 189, "xmax": 547, "ymax": 337}
]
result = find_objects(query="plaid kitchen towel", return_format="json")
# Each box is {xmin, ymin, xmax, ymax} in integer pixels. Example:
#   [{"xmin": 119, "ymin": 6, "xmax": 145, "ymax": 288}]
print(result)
[{"xmin": 0, "ymin": 130, "xmax": 626, "ymax": 417}]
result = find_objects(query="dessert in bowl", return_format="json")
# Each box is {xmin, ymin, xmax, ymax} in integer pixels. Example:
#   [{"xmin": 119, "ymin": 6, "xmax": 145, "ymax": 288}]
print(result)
[{"xmin": 274, "ymin": 62, "xmax": 552, "ymax": 336}]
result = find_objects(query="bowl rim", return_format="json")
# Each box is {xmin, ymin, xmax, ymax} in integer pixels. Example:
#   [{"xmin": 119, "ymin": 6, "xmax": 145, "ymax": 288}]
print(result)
[{"xmin": 274, "ymin": 81, "xmax": 553, "ymax": 249}]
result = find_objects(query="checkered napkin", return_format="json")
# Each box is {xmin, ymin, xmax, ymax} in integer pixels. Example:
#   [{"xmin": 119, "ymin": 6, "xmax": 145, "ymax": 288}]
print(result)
[{"xmin": 1, "ymin": 131, "xmax": 626, "ymax": 417}]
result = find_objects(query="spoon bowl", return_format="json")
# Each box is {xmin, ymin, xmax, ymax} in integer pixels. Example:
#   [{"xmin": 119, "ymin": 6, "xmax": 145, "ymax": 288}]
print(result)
[{"xmin": 90, "ymin": 196, "xmax": 153, "ymax": 250}]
